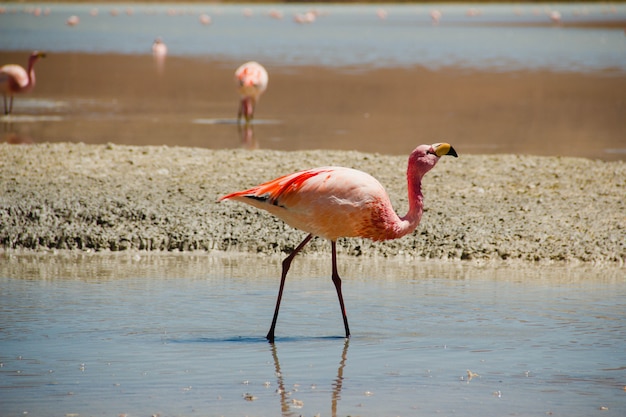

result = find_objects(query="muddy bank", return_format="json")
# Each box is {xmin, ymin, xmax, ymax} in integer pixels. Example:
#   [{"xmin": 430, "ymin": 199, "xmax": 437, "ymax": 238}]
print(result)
[
  {"xmin": 0, "ymin": 143, "xmax": 623, "ymax": 264},
  {"xmin": 1, "ymin": 52, "xmax": 625, "ymax": 161}
]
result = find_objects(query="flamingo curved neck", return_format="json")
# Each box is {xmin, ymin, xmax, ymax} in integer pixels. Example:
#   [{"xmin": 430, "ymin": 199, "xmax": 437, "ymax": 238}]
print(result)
[
  {"xmin": 398, "ymin": 174, "xmax": 423, "ymax": 237},
  {"xmin": 25, "ymin": 58, "xmax": 37, "ymax": 91}
]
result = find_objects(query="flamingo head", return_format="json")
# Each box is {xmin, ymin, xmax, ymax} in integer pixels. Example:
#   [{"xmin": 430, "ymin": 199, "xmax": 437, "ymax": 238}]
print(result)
[
  {"xmin": 408, "ymin": 142, "xmax": 458, "ymax": 178},
  {"xmin": 29, "ymin": 51, "xmax": 46, "ymax": 63}
]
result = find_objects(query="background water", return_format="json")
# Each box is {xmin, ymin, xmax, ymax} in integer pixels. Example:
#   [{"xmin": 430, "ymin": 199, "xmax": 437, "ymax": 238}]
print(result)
[
  {"xmin": 1, "ymin": 253, "xmax": 625, "ymax": 416},
  {"xmin": 1, "ymin": 3, "xmax": 625, "ymax": 72}
]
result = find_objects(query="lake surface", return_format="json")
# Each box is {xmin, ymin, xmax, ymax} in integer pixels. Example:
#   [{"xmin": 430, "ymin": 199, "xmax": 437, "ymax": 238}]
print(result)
[
  {"xmin": 1, "ymin": 253, "xmax": 625, "ymax": 416},
  {"xmin": 1, "ymin": 3, "xmax": 625, "ymax": 72}
]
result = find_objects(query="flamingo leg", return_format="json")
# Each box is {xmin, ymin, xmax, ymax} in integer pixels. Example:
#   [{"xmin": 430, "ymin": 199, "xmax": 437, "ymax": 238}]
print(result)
[
  {"xmin": 2, "ymin": 94, "xmax": 8, "ymax": 115},
  {"xmin": 331, "ymin": 241, "xmax": 351, "ymax": 339},
  {"xmin": 266, "ymin": 233, "xmax": 314, "ymax": 343}
]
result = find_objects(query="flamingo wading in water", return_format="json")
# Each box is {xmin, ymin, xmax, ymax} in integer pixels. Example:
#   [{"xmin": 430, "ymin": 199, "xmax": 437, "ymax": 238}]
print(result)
[
  {"xmin": 219, "ymin": 143, "xmax": 458, "ymax": 342},
  {"xmin": 234, "ymin": 61, "xmax": 268, "ymax": 124},
  {"xmin": 0, "ymin": 51, "xmax": 46, "ymax": 115}
]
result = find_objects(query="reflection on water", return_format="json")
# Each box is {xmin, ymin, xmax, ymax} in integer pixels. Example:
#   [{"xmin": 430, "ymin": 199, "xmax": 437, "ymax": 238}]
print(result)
[
  {"xmin": 271, "ymin": 339, "xmax": 349, "ymax": 417},
  {"xmin": 0, "ymin": 252, "xmax": 625, "ymax": 416},
  {"xmin": 239, "ymin": 122, "xmax": 257, "ymax": 150}
]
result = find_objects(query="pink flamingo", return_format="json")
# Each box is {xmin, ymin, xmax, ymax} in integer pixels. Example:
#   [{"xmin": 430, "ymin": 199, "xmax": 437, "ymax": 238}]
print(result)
[
  {"xmin": 234, "ymin": 61, "xmax": 268, "ymax": 124},
  {"xmin": 0, "ymin": 51, "xmax": 46, "ymax": 115},
  {"xmin": 66, "ymin": 15, "xmax": 79, "ymax": 26},
  {"xmin": 430, "ymin": 9, "xmax": 442, "ymax": 25},
  {"xmin": 219, "ymin": 143, "xmax": 458, "ymax": 342},
  {"xmin": 152, "ymin": 37, "xmax": 167, "ymax": 57},
  {"xmin": 198, "ymin": 13, "xmax": 211, "ymax": 25}
]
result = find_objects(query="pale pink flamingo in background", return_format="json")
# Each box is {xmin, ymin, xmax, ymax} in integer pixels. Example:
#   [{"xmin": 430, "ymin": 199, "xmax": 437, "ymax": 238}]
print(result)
[
  {"xmin": 0, "ymin": 51, "xmax": 46, "ymax": 115},
  {"xmin": 199, "ymin": 13, "xmax": 211, "ymax": 25},
  {"xmin": 66, "ymin": 15, "xmax": 79, "ymax": 26},
  {"xmin": 269, "ymin": 9, "xmax": 284, "ymax": 19},
  {"xmin": 152, "ymin": 37, "xmax": 167, "ymax": 57},
  {"xmin": 294, "ymin": 11, "xmax": 316, "ymax": 24},
  {"xmin": 430, "ymin": 9, "xmax": 442, "ymax": 25},
  {"xmin": 234, "ymin": 61, "xmax": 268, "ymax": 124},
  {"xmin": 219, "ymin": 143, "xmax": 458, "ymax": 342},
  {"xmin": 152, "ymin": 37, "xmax": 167, "ymax": 73},
  {"xmin": 549, "ymin": 10, "xmax": 562, "ymax": 23}
]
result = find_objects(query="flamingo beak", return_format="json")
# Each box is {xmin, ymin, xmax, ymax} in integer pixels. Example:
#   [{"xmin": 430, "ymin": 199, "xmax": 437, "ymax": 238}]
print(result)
[{"xmin": 433, "ymin": 143, "xmax": 458, "ymax": 158}]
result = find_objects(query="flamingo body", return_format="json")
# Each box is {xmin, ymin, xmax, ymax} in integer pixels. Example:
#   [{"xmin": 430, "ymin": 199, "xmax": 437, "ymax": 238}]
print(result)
[
  {"xmin": 0, "ymin": 51, "xmax": 46, "ymax": 115},
  {"xmin": 220, "ymin": 143, "xmax": 458, "ymax": 342},
  {"xmin": 152, "ymin": 37, "xmax": 167, "ymax": 57},
  {"xmin": 221, "ymin": 166, "xmax": 409, "ymax": 242},
  {"xmin": 234, "ymin": 61, "xmax": 268, "ymax": 123}
]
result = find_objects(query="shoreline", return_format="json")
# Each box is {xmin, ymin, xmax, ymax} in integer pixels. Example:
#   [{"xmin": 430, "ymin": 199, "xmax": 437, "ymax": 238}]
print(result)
[{"xmin": 1, "ymin": 142, "xmax": 623, "ymax": 265}]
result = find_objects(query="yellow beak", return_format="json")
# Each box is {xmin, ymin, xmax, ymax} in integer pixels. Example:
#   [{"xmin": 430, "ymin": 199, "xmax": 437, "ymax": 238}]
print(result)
[{"xmin": 433, "ymin": 143, "xmax": 458, "ymax": 158}]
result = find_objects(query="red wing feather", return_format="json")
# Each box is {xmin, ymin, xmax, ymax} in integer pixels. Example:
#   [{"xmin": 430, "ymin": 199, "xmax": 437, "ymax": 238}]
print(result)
[{"xmin": 219, "ymin": 169, "xmax": 330, "ymax": 206}]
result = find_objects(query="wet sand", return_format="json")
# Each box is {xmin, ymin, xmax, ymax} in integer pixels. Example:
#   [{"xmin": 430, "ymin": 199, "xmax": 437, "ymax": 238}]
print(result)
[{"xmin": 1, "ymin": 52, "xmax": 625, "ymax": 160}]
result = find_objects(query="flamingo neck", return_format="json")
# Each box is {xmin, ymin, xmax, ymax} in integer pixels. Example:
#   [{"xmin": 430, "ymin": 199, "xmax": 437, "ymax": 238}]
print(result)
[
  {"xmin": 397, "ymin": 166, "xmax": 424, "ymax": 238},
  {"xmin": 26, "ymin": 57, "xmax": 37, "ymax": 89}
]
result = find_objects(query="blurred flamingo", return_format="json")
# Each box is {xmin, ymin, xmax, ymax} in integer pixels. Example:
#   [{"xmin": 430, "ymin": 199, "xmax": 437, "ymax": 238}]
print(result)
[
  {"xmin": 549, "ymin": 10, "xmax": 562, "ymax": 23},
  {"xmin": 152, "ymin": 37, "xmax": 167, "ymax": 57},
  {"xmin": 199, "ymin": 13, "xmax": 211, "ymax": 25},
  {"xmin": 269, "ymin": 9, "xmax": 284, "ymax": 19},
  {"xmin": 66, "ymin": 15, "xmax": 79, "ymax": 26},
  {"xmin": 234, "ymin": 61, "xmax": 268, "ymax": 124},
  {"xmin": 430, "ymin": 9, "xmax": 442, "ymax": 24},
  {"xmin": 152, "ymin": 37, "xmax": 167, "ymax": 74},
  {"xmin": 219, "ymin": 143, "xmax": 458, "ymax": 342},
  {"xmin": 0, "ymin": 51, "xmax": 46, "ymax": 115},
  {"xmin": 294, "ymin": 11, "xmax": 316, "ymax": 24}
]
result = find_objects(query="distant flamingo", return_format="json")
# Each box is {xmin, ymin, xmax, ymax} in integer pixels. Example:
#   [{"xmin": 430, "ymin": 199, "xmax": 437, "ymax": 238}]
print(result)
[
  {"xmin": 294, "ymin": 11, "xmax": 316, "ymax": 24},
  {"xmin": 234, "ymin": 61, "xmax": 268, "ymax": 124},
  {"xmin": 430, "ymin": 9, "xmax": 442, "ymax": 25},
  {"xmin": 152, "ymin": 37, "xmax": 167, "ymax": 57},
  {"xmin": 66, "ymin": 15, "xmax": 79, "ymax": 26},
  {"xmin": 198, "ymin": 13, "xmax": 211, "ymax": 25},
  {"xmin": 549, "ymin": 10, "xmax": 562, "ymax": 23},
  {"xmin": 219, "ymin": 143, "xmax": 458, "ymax": 342},
  {"xmin": 0, "ymin": 51, "xmax": 46, "ymax": 115}
]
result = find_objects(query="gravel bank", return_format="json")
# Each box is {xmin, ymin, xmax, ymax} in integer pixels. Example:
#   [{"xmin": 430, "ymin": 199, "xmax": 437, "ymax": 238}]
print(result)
[{"xmin": 1, "ymin": 143, "xmax": 624, "ymax": 264}]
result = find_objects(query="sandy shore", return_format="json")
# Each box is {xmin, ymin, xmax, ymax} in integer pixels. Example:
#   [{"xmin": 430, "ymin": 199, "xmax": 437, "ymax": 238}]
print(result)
[{"xmin": 1, "ymin": 142, "xmax": 623, "ymax": 264}]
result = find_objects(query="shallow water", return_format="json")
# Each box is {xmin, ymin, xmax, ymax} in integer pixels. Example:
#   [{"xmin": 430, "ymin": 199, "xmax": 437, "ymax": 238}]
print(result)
[
  {"xmin": 1, "ymin": 253, "xmax": 624, "ymax": 416},
  {"xmin": 2, "ymin": 3, "xmax": 626, "ymax": 72}
]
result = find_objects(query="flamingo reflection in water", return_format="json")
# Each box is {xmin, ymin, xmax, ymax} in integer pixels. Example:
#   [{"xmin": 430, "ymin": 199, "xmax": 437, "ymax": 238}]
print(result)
[{"xmin": 270, "ymin": 339, "xmax": 349, "ymax": 416}]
